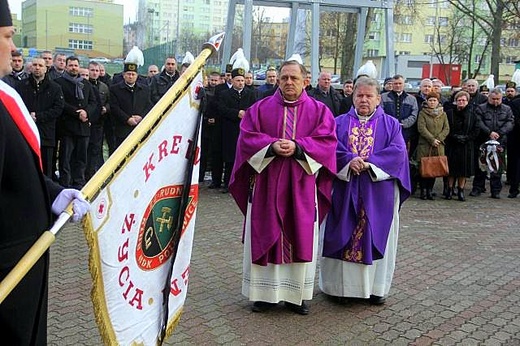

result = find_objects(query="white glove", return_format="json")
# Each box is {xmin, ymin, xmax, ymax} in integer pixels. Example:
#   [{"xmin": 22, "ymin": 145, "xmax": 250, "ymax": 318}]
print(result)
[{"xmin": 51, "ymin": 189, "xmax": 91, "ymax": 222}]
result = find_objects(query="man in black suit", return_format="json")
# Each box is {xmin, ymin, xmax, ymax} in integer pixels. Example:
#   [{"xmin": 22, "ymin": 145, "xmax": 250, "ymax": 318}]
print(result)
[
  {"xmin": 54, "ymin": 56, "xmax": 98, "ymax": 189},
  {"xmin": 109, "ymin": 61, "xmax": 153, "ymax": 148},
  {"xmin": 16, "ymin": 57, "xmax": 64, "ymax": 178}
]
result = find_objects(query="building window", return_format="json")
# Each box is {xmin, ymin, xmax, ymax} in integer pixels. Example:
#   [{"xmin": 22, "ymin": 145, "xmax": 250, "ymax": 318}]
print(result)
[
  {"xmin": 396, "ymin": 0, "xmax": 414, "ymax": 5},
  {"xmin": 367, "ymin": 49, "xmax": 379, "ymax": 57},
  {"xmin": 477, "ymin": 37, "xmax": 487, "ymax": 46},
  {"xmin": 395, "ymin": 15, "xmax": 412, "ymax": 25},
  {"xmin": 424, "ymin": 34, "xmax": 434, "ymax": 43},
  {"xmin": 69, "ymin": 23, "xmax": 93, "ymax": 34},
  {"xmin": 505, "ymin": 56, "xmax": 518, "ymax": 64},
  {"xmin": 69, "ymin": 39, "xmax": 93, "ymax": 50},
  {"xmin": 438, "ymin": 17, "xmax": 449, "ymax": 26},
  {"xmin": 69, "ymin": 7, "xmax": 93, "ymax": 17},
  {"xmin": 408, "ymin": 60, "xmax": 425, "ymax": 68},
  {"xmin": 400, "ymin": 33, "xmax": 412, "ymax": 43},
  {"xmin": 508, "ymin": 38, "xmax": 519, "ymax": 47},
  {"xmin": 368, "ymin": 32, "xmax": 379, "ymax": 40},
  {"xmin": 399, "ymin": 51, "xmax": 411, "ymax": 55},
  {"xmin": 426, "ymin": 16, "xmax": 435, "ymax": 26},
  {"xmin": 474, "ymin": 55, "xmax": 482, "ymax": 63}
]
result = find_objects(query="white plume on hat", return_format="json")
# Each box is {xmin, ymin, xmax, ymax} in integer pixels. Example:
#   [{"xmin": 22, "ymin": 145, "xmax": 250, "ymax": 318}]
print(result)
[
  {"xmin": 230, "ymin": 48, "xmax": 249, "ymax": 72},
  {"xmin": 485, "ymin": 74, "xmax": 495, "ymax": 89},
  {"xmin": 511, "ymin": 69, "xmax": 520, "ymax": 85},
  {"xmin": 287, "ymin": 53, "xmax": 303, "ymax": 65},
  {"xmin": 125, "ymin": 46, "xmax": 144, "ymax": 67},
  {"xmin": 182, "ymin": 51, "xmax": 195, "ymax": 65},
  {"xmin": 356, "ymin": 60, "xmax": 377, "ymax": 79}
]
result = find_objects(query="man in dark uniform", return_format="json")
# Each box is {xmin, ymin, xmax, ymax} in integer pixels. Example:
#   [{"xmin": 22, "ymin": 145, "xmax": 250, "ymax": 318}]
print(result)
[
  {"xmin": 0, "ymin": 3, "xmax": 89, "ymax": 343},
  {"xmin": 217, "ymin": 67, "xmax": 256, "ymax": 192},
  {"xmin": 16, "ymin": 57, "xmax": 64, "ymax": 178},
  {"xmin": 109, "ymin": 61, "xmax": 153, "ymax": 148},
  {"xmin": 504, "ymin": 81, "xmax": 520, "ymax": 196},
  {"xmin": 54, "ymin": 56, "xmax": 98, "ymax": 189},
  {"xmin": 199, "ymin": 71, "xmax": 221, "ymax": 184},
  {"xmin": 209, "ymin": 64, "xmax": 233, "ymax": 189}
]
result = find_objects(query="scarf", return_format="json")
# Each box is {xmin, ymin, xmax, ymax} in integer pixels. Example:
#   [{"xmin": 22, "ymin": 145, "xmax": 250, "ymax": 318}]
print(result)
[{"xmin": 62, "ymin": 72, "xmax": 85, "ymax": 100}]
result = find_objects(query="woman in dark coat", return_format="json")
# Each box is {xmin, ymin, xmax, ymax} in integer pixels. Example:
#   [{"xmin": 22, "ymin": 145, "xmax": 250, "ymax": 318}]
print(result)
[{"xmin": 445, "ymin": 91, "xmax": 480, "ymax": 201}]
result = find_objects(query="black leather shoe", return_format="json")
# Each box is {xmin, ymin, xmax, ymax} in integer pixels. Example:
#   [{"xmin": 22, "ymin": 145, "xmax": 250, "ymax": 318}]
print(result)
[
  {"xmin": 369, "ymin": 295, "xmax": 386, "ymax": 305},
  {"xmin": 469, "ymin": 189, "xmax": 481, "ymax": 197},
  {"xmin": 508, "ymin": 192, "xmax": 519, "ymax": 198},
  {"xmin": 208, "ymin": 183, "xmax": 221, "ymax": 189},
  {"xmin": 251, "ymin": 301, "xmax": 277, "ymax": 313},
  {"xmin": 285, "ymin": 301, "xmax": 309, "ymax": 315},
  {"xmin": 444, "ymin": 188, "xmax": 453, "ymax": 200},
  {"xmin": 457, "ymin": 187, "xmax": 465, "ymax": 201},
  {"xmin": 490, "ymin": 193, "xmax": 500, "ymax": 199}
]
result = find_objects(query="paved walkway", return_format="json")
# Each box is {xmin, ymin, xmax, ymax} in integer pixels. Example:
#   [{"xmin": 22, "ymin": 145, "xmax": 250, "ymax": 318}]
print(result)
[{"xmin": 47, "ymin": 181, "xmax": 520, "ymax": 345}]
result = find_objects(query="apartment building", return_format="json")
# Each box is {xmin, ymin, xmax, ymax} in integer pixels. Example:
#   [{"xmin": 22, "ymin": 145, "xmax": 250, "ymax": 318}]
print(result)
[{"xmin": 21, "ymin": 0, "xmax": 124, "ymax": 58}]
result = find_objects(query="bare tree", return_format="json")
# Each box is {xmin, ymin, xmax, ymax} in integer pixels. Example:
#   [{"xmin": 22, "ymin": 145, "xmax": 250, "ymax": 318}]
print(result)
[
  {"xmin": 446, "ymin": 0, "xmax": 517, "ymax": 84},
  {"xmin": 429, "ymin": 6, "xmax": 490, "ymax": 82}
]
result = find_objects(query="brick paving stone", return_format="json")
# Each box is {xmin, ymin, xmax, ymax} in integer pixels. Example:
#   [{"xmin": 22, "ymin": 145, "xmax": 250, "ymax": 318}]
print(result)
[{"xmin": 42, "ymin": 182, "xmax": 520, "ymax": 345}]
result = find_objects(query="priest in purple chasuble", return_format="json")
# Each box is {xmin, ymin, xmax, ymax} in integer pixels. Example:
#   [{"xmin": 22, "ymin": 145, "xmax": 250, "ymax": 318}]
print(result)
[
  {"xmin": 229, "ymin": 60, "xmax": 337, "ymax": 315},
  {"xmin": 319, "ymin": 77, "xmax": 411, "ymax": 305}
]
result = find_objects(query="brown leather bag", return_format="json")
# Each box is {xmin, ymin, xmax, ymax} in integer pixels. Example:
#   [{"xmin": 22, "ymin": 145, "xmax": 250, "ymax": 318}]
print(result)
[{"xmin": 420, "ymin": 146, "xmax": 449, "ymax": 178}]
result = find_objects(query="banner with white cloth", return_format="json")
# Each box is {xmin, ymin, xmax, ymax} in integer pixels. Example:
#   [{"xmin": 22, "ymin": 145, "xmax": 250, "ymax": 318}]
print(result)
[{"xmin": 83, "ymin": 72, "xmax": 203, "ymax": 345}]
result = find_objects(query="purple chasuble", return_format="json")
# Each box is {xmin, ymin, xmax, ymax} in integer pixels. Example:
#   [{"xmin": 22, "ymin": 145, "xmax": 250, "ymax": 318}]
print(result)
[
  {"xmin": 229, "ymin": 90, "xmax": 337, "ymax": 266},
  {"xmin": 322, "ymin": 106, "xmax": 411, "ymax": 264}
]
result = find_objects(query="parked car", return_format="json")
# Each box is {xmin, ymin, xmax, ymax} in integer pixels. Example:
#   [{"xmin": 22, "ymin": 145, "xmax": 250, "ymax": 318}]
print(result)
[
  {"xmin": 112, "ymin": 58, "xmax": 125, "ymax": 64},
  {"xmin": 255, "ymin": 69, "xmax": 266, "ymax": 80},
  {"xmin": 90, "ymin": 57, "xmax": 111, "ymax": 63},
  {"xmin": 330, "ymin": 74, "xmax": 341, "ymax": 83}
]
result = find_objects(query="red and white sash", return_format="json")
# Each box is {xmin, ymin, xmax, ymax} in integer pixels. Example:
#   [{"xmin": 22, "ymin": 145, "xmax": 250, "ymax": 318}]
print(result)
[{"xmin": 0, "ymin": 80, "xmax": 42, "ymax": 169}]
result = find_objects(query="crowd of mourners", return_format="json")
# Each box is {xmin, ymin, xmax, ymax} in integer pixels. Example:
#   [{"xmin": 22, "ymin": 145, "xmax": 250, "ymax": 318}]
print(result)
[{"xmin": 3, "ymin": 48, "xmax": 520, "ymax": 201}]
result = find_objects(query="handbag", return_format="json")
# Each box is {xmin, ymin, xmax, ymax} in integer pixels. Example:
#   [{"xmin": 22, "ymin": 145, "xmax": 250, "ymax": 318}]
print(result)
[{"xmin": 420, "ymin": 146, "xmax": 449, "ymax": 178}]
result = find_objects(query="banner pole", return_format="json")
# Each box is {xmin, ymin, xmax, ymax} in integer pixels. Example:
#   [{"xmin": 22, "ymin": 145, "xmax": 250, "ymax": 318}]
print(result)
[{"xmin": 0, "ymin": 32, "xmax": 225, "ymax": 305}]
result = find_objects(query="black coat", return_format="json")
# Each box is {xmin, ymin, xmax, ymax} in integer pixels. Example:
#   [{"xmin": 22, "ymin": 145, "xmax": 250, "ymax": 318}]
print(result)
[
  {"xmin": 446, "ymin": 105, "xmax": 480, "ymax": 177},
  {"xmin": 0, "ymin": 97, "xmax": 62, "ymax": 344},
  {"xmin": 16, "ymin": 75, "xmax": 64, "ymax": 147},
  {"xmin": 308, "ymin": 86, "xmax": 343, "ymax": 117},
  {"xmin": 338, "ymin": 94, "xmax": 353, "ymax": 115},
  {"xmin": 475, "ymin": 102, "xmax": 514, "ymax": 145},
  {"xmin": 54, "ymin": 75, "xmax": 98, "ymax": 137},
  {"xmin": 109, "ymin": 81, "xmax": 153, "ymax": 139},
  {"xmin": 150, "ymin": 70, "xmax": 180, "ymax": 104},
  {"xmin": 218, "ymin": 87, "xmax": 256, "ymax": 162}
]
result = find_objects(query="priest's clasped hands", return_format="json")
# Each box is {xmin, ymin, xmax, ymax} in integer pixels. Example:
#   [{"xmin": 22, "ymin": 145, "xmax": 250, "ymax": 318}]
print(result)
[
  {"xmin": 350, "ymin": 156, "xmax": 370, "ymax": 175},
  {"xmin": 272, "ymin": 139, "xmax": 296, "ymax": 157}
]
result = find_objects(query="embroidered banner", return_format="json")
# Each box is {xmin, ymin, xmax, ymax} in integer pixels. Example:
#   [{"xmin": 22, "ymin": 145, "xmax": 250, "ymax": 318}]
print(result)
[{"xmin": 83, "ymin": 71, "xmax": 203, "ymax": 345}]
